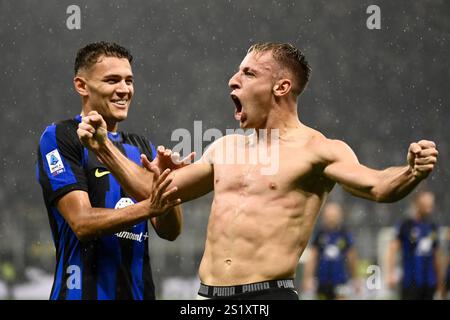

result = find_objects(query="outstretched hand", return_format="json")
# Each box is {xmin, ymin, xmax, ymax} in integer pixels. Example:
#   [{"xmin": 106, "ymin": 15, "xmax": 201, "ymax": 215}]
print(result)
[
  {"xmin": 77, "ymin": 111, "xmax": 108, "ymax": 151},
  {"xmin": 141, "ymin": 146, "xmax": 195, "ymax": 177},
  {"xmin": 407, "ymin": 140, "xmax": 438, "ymax": 180},
  {"xmin": 147, "ymin": 168, "xmax": 181, "ymax": 217}
]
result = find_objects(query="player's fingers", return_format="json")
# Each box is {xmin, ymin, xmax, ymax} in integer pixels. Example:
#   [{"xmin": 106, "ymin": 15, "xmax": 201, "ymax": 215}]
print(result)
[
  {"xmin": 77, "ymin": 125, "xmax": 92, "ymax": 136},
  {"xmin": 83, "ymin": 114, "xmax": 103, "ymax": 127},
  {"xmin": 409, "ymin": 142, "xmax": 421, "ymax": 154},
  {"xmin": 82, "ymin": 115, "xmax": 91, "ymax": 124},
  {"xmin": 155, "ymin": 177, "xmax": 173, "ymax": 201},
  {"xmin": 171, "ymin": 152, "xmax": 181, "ymax": 164},
  {"xmin": 78, "ymin": 122, "xmax": 96, "ymax": 134},
  {"xmin": 161, "ymin": 186, "xmax": 178, "ymax": 200},
  {"xmin": 157, "ymin": 145, "xmax": 165, "ymax": 156},
  {"xmin": 418, "ymin": 140, "xmax": 436, "ymax": 149},
  {"xmin": 164, "ymin": 149, "xmax": 172, "ymax": 157},
  {"xmin": 77, "ymin": 128, "xmax": 93, "ymax": 139},
  {"xmin": 415, "ymin": 157, "xmax": 437, "ymax": 165},
  {"xmin": 418, "ymin": 148, "xmax": 438, "ymax": 158},
  {"xmin": 164, "ymin": 198, "xmax": 182, "ymax": 210},
  {"xmin": 91, "ymin": 115, "xmax": 105, "ymax": 126},
  {"xmin": 83, "ymin": 113, "xmax": 100, "ymax": 122},
  {"xmin": 140, "ymin": 154, "xmax": 153, "ymax": 170},
  {"xmin": 181, "ymin": 152, "xmax": 196, "ymax": 165},
  {"xmin": 415, "ymin": 164, "xmax": 435, "ymax": 172},
  {"xmin": 156, "ymin": 174, "xmax": 173, "ymax": 193},
  {"xmin": 155, "ymin": 168, "xmax": 171, "ymax": 189},
  {"xmin": 94, "ymin": 126, "xmax": 108, "ymax": 138}
]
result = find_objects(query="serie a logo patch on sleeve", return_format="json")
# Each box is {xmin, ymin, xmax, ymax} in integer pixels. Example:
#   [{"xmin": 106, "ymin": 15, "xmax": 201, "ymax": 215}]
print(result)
[{"xmin": 46, "ymin": 149, "xmax": 66, "ymax": 176}]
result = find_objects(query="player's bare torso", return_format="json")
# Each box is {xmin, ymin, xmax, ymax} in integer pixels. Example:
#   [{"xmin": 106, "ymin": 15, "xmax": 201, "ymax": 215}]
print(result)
[{"xmin": 199, "ymin": 127, "xmax": 336, "ymax": 285}]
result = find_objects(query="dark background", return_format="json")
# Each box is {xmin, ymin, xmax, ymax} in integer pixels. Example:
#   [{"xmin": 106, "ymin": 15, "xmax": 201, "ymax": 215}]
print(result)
[{"xmin": 0, "ymin": 0, "xmax": 448, "ymax": 299}]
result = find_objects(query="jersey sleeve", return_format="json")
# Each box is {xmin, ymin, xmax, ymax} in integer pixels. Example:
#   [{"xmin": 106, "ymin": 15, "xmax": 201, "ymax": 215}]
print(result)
[
  {"xmin": 141, "ymin": 136, "xmax": 157, "ymax": 161},
  {"xmin": 36, "ymin": 122, "xmax": 88, "ymax": 206}
]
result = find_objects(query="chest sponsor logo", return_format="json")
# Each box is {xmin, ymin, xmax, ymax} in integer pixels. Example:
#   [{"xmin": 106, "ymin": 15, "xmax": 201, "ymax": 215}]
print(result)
[
  {"xmin": 114, "ymin": 197, "xmax": 149, "ymax": 242},
  {"xmin": 115, "ymin": 231, "xmax": 149, "ymax": 242}
]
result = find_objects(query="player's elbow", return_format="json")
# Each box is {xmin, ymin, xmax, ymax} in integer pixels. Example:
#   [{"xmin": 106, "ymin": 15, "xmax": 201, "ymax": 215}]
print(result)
[
  {"xmin": 373, "ymin": 191, "xmax": 402, "ymax": 203},
  {"xmin": 73, "ymin": 227, "xmax": 95, "ymax": 242},
  {"xmin": 371, "ymin": 186, "xmax": 397, "ymax": 203},
  {"xmin": 162, "ymin": 234, "xmax": 179, "ymax": 241},
  {"xmin": 156, "ymin": 222, "xmax": 182, "ymax": 241},
  {"xmin": 373, "ymin": 193, "xmax": 395, "ymax": 203},
  {"xmin": 70, "ymin": 221, "xmax": 97, "ymax": 242},
  {"xmin": 158, "ymin": 229, "xmax": 181, "ymax": 241}
]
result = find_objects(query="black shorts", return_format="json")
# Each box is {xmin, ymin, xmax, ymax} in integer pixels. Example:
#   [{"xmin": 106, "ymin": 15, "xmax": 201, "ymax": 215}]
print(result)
[{"xmin": 197, "ymin": 279, "xmax": 299, "ymax": 300}]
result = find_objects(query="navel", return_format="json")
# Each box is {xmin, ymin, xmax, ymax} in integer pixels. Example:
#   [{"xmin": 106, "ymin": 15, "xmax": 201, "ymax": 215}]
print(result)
[{"xmin": 269, "ymin": 182, "xmax": 277, "ymax": 190}]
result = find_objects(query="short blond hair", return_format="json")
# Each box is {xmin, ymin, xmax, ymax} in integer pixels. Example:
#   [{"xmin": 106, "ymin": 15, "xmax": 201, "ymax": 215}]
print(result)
[{"xmin": 248, "ymin": 42, "xmax": 311, "ymax": 96}]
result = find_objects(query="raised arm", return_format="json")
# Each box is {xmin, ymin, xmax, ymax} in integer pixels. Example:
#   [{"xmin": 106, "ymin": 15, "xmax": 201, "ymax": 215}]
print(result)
[
  {"xmin": 77, "ymin": 111, "xmax": 196, "ymax": 240},
  {"xmin": 77, "ymin": 112, "xmax": 154, "ymax": 200},
  {"xmin": 77, "ymin": 111, "xmax": 214, "ymax": 202},
  {"xmin": 323, "ymin": 139, "xmax": 438, "ymax": 202}
]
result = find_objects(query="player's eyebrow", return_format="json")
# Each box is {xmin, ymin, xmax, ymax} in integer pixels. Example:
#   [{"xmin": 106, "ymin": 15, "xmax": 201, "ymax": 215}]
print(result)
[
  {"xmin": 102, "ymin": 74, "xmax": 133, "ymax": 80},
  {"xmin": 245, "ymin": 66, "xmax": 258, "ymax": 73},
  {"xmin": 238, "ymin": 66, "xmax": 259, "ymax": 75}
]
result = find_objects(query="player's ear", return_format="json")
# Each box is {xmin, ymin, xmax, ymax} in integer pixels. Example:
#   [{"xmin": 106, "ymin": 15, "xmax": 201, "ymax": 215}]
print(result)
[
  {"xmin": 272, "ymin": 78, "xmax": 292, "ymax": 97},
  {"xmin": 74, "ymin": 75, "xmax": 88, "ymax": 97}
]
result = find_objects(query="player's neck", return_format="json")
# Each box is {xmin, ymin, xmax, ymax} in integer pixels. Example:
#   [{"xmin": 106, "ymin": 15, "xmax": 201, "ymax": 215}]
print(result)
[
  {"xmin": 106, "ymin": 122, "xmax": 119, "ymax": 132},
  {"xmin": 257, "ymin": 106, "xmax": 302, "ymax": 138}
]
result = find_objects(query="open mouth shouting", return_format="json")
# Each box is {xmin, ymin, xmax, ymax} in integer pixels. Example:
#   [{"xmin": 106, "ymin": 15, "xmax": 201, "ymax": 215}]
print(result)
[{"xmin": 231, "ymin": 93, "xmax": 245, "ymax": 122}]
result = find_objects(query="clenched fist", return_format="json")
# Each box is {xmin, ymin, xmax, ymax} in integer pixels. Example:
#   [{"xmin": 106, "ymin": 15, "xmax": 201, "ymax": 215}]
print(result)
[
  {"xmin": 77, "ymin": 111, "xmax": 108, "ymax": 151},
  {"xmin": 407, "ymin": 140, "xmax": 438, "ymax": 180}
]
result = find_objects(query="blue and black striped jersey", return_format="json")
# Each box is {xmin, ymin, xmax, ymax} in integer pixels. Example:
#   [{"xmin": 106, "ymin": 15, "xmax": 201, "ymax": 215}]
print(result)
[
  {"xmin": 36, "ymin": 115, "xmax": 157, "ymax": 300},
  {"xmin": 312, "ymin": 228, "xmax": 354, "ymax": 285},
  {"xmin": 395, "ymin": 218, "xmax": 439, "ymax": 288}
]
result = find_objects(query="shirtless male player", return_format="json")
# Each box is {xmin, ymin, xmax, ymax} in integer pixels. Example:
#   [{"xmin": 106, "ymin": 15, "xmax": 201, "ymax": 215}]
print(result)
[{"xmin": 77, "ymin": 43, "xmax": 438, "ymax": 300}]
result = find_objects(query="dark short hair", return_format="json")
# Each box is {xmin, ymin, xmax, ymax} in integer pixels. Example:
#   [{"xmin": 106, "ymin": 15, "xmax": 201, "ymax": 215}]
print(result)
[
  {"xmin": 74, "ymin": 41, "xmax": 133, "ymax": 75},
  {"xmin": 247, "ymin": 42, "xmax": 311, "ymax": 96}
]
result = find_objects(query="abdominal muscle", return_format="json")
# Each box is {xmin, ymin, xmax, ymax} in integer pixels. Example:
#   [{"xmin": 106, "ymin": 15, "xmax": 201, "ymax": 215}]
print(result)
[{"xmin": 198, "ymin": 189, "xmax": 325, "ymax": 286}]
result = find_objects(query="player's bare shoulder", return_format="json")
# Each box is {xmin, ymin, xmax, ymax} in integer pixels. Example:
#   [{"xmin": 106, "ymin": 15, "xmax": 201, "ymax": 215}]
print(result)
[
  {"xmin": 202, "ymin": 133, "xmax": 246, "ymax": 164},
  {"xmin": 296, "ymin": 126, "xmax": 357, "ymax": 167},
  {"xmin": 282, "ymin": 126, "xmax": 337, "ymax": 192}
]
